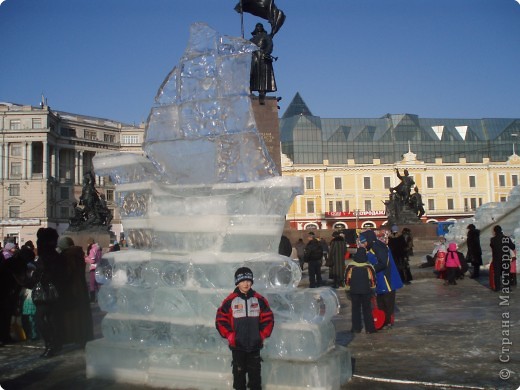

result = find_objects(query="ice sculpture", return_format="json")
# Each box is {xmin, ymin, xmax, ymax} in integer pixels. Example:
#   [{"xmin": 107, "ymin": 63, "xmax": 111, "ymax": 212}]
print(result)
[
  {"xmin": 86, "ymin": 23, "xmax": 351, "ymax": 389},
  {"xmin": 446, "ymin": 185, "xmax": 520, "ymax": 262}
]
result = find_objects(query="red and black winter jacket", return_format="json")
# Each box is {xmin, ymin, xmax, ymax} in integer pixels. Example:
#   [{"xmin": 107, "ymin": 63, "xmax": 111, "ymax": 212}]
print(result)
[{"xmin": 215, "ymin": 287, "xmax": 274, "ymax": 352}]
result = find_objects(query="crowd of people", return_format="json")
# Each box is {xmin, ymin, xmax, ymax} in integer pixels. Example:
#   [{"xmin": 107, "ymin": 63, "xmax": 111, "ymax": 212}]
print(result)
[
  {"xmin": 419, "ymin": 223, "xmax": 516, "ymax": 291},
  {"xmin": 279, "ymin": 222, "xmax": 517, "ymax": 334},
  {"xmin": 0, "ymin": 229, "xmax": 123, "ymax": 358},
  {"xmin": 278, "ymin": 228, "xmax": 406, "ymax": 334},
  {"xmin": 1, "ymin": 221, "xmax": 516, "ymax": 365}
]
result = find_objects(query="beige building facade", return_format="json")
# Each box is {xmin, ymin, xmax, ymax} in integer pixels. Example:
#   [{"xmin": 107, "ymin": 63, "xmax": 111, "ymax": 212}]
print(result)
[
  {"xmin": 0, "ymin": 102, "xmax": 145, "ymax": 246},
  {"xmin": 282, "ymin": 150, "xmax": 520, "ymax": 231}
]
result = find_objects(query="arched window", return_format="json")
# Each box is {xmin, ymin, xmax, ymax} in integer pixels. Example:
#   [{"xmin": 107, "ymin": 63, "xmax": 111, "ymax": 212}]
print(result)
[
  {"xmin": 333, "ymin": 222, "xmax": 347, "ymax": 230},
  {"xmin": 304, "ymin": 223, "xmax": 319, "ymax": 230},
  {"xmin": 361, "ymin": 221, "xmax": 376, "ymax": 229}
]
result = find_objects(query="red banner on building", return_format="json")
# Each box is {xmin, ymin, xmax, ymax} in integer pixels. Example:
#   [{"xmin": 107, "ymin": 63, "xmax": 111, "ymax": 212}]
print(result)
[{"xmin": 325, "ymin": 210, "xmax": 386, "ymax": 217}]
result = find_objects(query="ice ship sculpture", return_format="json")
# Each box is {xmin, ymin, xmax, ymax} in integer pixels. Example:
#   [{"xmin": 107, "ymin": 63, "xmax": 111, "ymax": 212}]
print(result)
[{"xmin": 86, "ymin": 23, "xmax": 351, "ymax": 389}]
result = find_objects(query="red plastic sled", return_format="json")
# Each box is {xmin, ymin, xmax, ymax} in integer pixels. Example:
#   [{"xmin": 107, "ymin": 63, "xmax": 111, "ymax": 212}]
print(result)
[{"xmin": 371, "ymin": 296, "xmax": 386, "ymax": 330}]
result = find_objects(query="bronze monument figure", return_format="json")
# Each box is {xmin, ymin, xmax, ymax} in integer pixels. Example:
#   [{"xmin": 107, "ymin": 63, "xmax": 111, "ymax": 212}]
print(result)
[
  {"xmin": 68, "ymin": 171, "xmax": 112, "ymax": 232},
  {"xmin": 249, "ymin": 22, "xmax": 277, "ymax": 104},
  {"xmin": 235, "ymin": 0, "xmax": 285, "ymax": 104},
  {"xmin": 385, "ymin": 169, "xmax": 424, "ymax": 226},
  {"xmin": 390, "ymin": 168, "xmax": 414, "ymax": 204}
]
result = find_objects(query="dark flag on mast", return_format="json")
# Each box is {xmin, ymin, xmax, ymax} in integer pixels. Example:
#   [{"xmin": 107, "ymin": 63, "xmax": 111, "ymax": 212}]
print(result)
[{"xmin": 235, "ymin": 0, "xmax": 286, "ymax": 36}]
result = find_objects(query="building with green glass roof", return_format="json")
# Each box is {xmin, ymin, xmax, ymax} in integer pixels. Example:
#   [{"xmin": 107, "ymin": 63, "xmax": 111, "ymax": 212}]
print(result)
[{"xmin": 281, "ymin": 93, "xmax": 520, "ymax": 165}]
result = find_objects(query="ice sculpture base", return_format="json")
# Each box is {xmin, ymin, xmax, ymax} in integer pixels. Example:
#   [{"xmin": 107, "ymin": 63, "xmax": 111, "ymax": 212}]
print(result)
[{"xmin": 86, "ymin": 339, "xmax": 352, "ymax": 389}]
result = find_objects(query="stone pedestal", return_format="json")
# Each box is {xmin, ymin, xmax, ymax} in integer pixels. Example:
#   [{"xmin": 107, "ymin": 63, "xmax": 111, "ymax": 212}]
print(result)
[
  {"xmin": 251, "ymin": 95, "xmax": 281, "ymax": 174},
  {"xmin": 61, "ymin": 230, "xmax": 112, "ymax": 252}
]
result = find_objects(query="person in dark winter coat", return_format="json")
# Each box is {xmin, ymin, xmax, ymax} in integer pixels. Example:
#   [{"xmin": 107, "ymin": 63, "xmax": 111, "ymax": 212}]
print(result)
[
  {"xmin": 30, "ymin": 227, "xmax": 68, "ymax": 358},
  {"xmin": 466, "ymin": 224, "xmax": 483, "ymax": 278},
  {"xmin": 345, "ymin": 247, "xmax": 376, "ymax": 334},
  {"xmin": 57, "ymin": 236, "xmax": 94, "ymax": 348},
  {"xmin": 0, "ymin": 252, "xmax": 27, "ymax": 346},
  {"xmin": 216, "ymin": 267, "xmax": 274, "ymax": 390},
  {"xmin": 329, "ymin": 231, "xmax": 347, "ymax": 288},
  {"xmin": 360, "ymin": 230, "xmax": 403, "ymax": 329},
  {"xmin": 490, "ymin": 225, "xmax": 515, "ymax": 292},
  {"xmin": 387, "ymin": 225, "xmax": 410, "ymax": 284},
  {"xmin": 401, "ymin": 227, "xmax": 414, "ymax": 282},
  {"xmin": 295, "ymin": 238, "xmax": 305, "ymax": 271},
  {"xmin": 278, "ymin": 235, "xmax": 292, "ymax": 257},
  {"xmin": 303, "ymin": 232, "xmax": 323, "ymax": 288}
]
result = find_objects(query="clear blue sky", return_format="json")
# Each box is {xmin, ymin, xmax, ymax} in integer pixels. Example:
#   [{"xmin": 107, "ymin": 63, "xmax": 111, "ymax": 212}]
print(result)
[{"xmin": 1, "ymin": 0, "xmax": 519, "ymax": 125}]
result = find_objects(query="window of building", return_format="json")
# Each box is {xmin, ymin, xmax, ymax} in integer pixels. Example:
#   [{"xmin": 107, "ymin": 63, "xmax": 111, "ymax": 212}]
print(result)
[
  {"xmin": 60, "ymin": 187, "xmax": 69, "ymax": 200},
  {"xmin": 9, "ymin": 184, "xmax": 20, "ymax": 196},
  {"xmin": 60, "ymin": 207, "xmax": 69, "ymax": 218},
  {"xmin": 328, "ymin": 201, "xmax": 333, "ymax": 212},
  {"xmin": 305, "ymin": 177, "xmax": 314, "ymax": 190},
  {"xmin": 106, "ymin": 189, "xmax": 114, "ymax": 201},
  {"xmin": 10, "ymin": 162, "xmax": 22, "ymax": 177},
  {"xmin": 9, "ymin": 206, "xmax": 20, "ymax": 218},
  {"xmin": 334, "ymin": 177, "xmax": 342, "ymax": 190},
  {"xmin": 446, "ymin": 176, "xmax": 453, "ymax": 188},
  {"xmin": 498, "ymin": 174, "xmax": 506, "ymax": 187},
  {"xmin": 10, "ymin": 119, "xmax": 21, "ymax": 129},
  {"xmin": 500, "ymin": 196, "xmax": 507, "ymax": 202},
  {"xmin": 470, "ymin": 198, "xmax": 477, "ymax": 210},
  {"xmin": 428, "ymin": 199, "xmax": 435, "ymax": 210},
  {"xmin": 447, "ymin": 198, "xmax": 454, "ymax": 210},
  {"xmin": 335, "ymin": 201, "xmax": 343, "ymax": 212},
  {"xmin": 104, "ymin": 134, "xmax": 115, "ymax": 143},
  {"xmin": 426, "ymin": 176, "xmax": 434, "ymax": 188},
  {"xmin": 307, "ymin": 200, "xmax": 315, "ymax": 213},
  {"xmin": 122, "ymin": 135, "xmax": 140, "ymax": 144},
  {"xmin": 469, "ymin": 176, "xmax": 476, "ymax": 188},
  {"xmin": 364, "ymin": 200, "xmax": 372, "ymax": 211},
  {"xmin": 363, "ymin": 177, "xmax": 371, "ymax": 190},
  {"xmin": 345, "ymin": 200, "xmax": 350, "ymax": 212},
  {"xmin": 32, "ymin": 118, "xmax": 42, "ymax": 129},
  {"xmin": 11, "ymin": 144, "xmax": 22, "ymax": 156},
  {"xmin": 513, "ymin": 175, "xmax": 519, "ymax": 187},
  {"xmin": 383, "ymin": 176, "xmax": 391, "ymax": 189},
  {"xmin": 85, "ymin": 130, "xmax": 97, "ymax": 140},
  {"xmin": 61, "ymin": 127, "xmax": 76, "ymax": 137}
]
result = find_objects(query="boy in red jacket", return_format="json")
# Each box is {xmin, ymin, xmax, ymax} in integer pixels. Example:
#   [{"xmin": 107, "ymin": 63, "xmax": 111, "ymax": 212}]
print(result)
[{"xmin": 216, "ymin": 267, "xmax": 274, "ymax": 390}]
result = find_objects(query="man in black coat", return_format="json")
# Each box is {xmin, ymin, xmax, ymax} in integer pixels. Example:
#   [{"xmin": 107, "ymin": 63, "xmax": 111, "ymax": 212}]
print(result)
[
  {"xmin": 466, "ymin": 224, "xmax": 483, "ymax": 278},
  {"xmin": 303, "ymin": 232, "xmax": 323, "ymax": 288},
  {"xmin": 490, "ymin": 225, "xmax": 515, "ymax": 292}
]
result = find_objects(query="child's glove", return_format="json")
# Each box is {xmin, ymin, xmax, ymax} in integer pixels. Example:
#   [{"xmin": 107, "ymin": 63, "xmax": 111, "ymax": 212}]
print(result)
[{"xmin": 226, "ymin": 332, "xmax": 236, "ymax": 347}]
